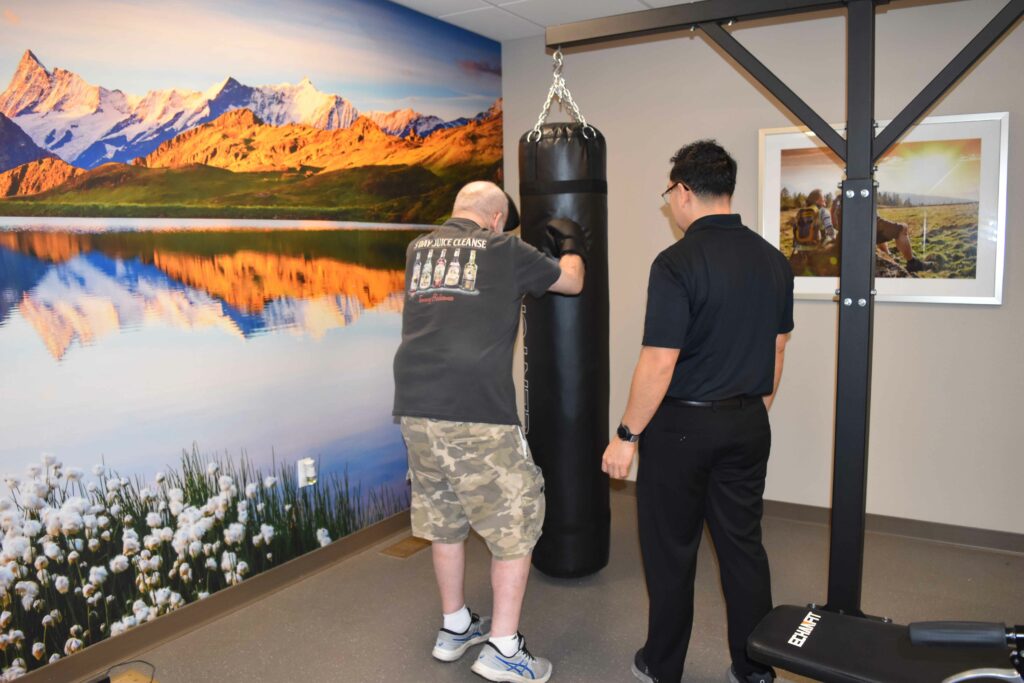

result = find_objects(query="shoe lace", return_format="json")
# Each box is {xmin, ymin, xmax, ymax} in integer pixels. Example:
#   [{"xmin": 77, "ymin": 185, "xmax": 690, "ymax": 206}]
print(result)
[{"xmin": 515, "ymin": 633, "xmax": 535, "ymax": 661}]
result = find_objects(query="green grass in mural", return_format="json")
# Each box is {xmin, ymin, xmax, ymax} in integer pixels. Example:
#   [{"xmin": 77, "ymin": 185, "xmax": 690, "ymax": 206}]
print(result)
[
  {"xmin": 0, "ymin": 449, "xmax": 408, "ymax": 677},
  {"xmin": 0, "ymin": 162, "xmax": 501, "ymax": 224}
]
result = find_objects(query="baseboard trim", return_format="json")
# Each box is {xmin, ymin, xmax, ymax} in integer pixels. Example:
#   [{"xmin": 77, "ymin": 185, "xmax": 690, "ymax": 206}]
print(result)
[
  {"xmin": 610, "ymin": 481, "xmax": 1024, "ymax": 555},
  {"xmin": 23, "ymin": 511, "xmax": 410, "ymax": 683}
]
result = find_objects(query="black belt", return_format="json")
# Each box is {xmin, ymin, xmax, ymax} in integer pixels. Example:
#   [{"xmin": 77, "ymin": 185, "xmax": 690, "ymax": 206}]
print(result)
[{"xmin": 665, "ymin": 395, "xmax": 762, "ymax": 409}]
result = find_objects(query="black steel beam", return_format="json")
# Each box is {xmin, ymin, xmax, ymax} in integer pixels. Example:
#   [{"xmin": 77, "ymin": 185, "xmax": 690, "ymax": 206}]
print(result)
[
  {"xmin": 825, "ymin": 0, "xmax": 876, "ymax": 617},
  {"xmin": 873, "ymin": 0, "xmax": 1024, "ymax": 161},
  {"xmin": 546, "ymin": 0, "xmax": 847, "ymax": 49},
  {"xmin": 700, "ymin": 22, "xmax": 847, "ymax": 160}
]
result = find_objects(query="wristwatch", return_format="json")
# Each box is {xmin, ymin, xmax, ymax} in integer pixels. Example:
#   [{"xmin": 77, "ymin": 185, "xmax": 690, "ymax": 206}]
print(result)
[{"xmin": 616, "ymin": 422, "xmax": 640, "ymax": 443}]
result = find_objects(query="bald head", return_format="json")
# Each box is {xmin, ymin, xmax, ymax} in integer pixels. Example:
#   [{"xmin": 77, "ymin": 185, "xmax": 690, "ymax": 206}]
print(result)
[{"xmin": 452, "ymin": 181, "xmax": 508, "ymax": 232}]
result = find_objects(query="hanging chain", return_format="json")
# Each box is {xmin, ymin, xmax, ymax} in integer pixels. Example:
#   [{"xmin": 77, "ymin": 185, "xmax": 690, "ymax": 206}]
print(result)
[{"xmin": 527, "ymin": 48, "xmax": 596, "ymax": 142}]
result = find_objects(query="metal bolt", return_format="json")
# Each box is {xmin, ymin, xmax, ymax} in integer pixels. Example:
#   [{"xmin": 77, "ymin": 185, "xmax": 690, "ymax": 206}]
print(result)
[
  {"xmin": 859, "ymin": 189, "xmax": 870, "ymax": 198},
  {"xmin": 870, "ymin": 289, "xmax": 877, "ymax": 296},
  {"xmin": 835, "ymin": 289, "xmax": 841, "ymax": 296},
  {"xmin": 690, "ymin": 25, "xmax": 696, "ymax": 31},
  {"xmin": 858, "ymin": 298, "xmax": 867, "ymax": 307},
  {"xmin": 845, "ymin": 190, "xmax": 855, "ymax": 199},
  {"xmin": 727, "ymin": 19, "xmax": 735, "ymax": 27},
  {"xmin": 843, "ymin": 298, "xmax": 852, "ymax": 306}
]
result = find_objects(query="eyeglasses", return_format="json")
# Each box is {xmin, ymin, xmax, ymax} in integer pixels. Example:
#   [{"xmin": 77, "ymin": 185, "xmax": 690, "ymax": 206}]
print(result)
[{"xmin": 661, "ymin": 182, "xmax": 689, "ymax": 205}]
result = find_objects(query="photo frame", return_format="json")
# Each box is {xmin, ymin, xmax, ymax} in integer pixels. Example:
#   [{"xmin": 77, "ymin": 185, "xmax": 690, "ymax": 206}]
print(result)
[{"xmin": 759, "ymin": 112, "xmax": 1008, "ymax": 304}]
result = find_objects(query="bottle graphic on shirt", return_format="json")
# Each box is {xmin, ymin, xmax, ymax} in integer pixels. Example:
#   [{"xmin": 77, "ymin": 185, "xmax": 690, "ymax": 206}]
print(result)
[
  {"xmin": 432, "ymin": 249, "xmax": 447, "ymax": 288},
  {"xmin": 419, "ymin": 249, "xmax": 434, "ymax": 290},
  {"xmin": 444, "ymin": 248, "xmax": 462, "ymax": 287},
  {"xmin": 409, "ymin": 252, "xmax": 422, "ymax": 293},
  {"xmin": 462, "ymin": 250, "xmax": 478, "ymax": 291}
]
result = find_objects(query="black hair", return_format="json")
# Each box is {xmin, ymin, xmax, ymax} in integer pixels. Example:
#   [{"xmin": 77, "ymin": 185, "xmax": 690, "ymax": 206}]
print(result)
[{"xmin": 669, "ymin": 139, "xmax": 737, "ymax": 198}]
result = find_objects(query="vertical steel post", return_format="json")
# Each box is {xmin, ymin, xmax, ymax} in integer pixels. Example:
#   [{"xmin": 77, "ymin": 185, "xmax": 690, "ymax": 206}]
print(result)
[{"xmin": 825, "ymin": 0, "xmax": 877, "ymax": 616}]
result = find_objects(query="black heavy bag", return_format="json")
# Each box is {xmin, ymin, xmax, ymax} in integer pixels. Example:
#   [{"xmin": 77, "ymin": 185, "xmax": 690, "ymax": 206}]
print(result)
[{"xmin": 519, "ymin": 122, "xmax": 609, "ymax": 578}]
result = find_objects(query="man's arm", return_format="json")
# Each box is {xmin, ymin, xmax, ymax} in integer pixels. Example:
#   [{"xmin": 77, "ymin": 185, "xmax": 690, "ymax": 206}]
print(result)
[
  {"xmin": 601, "ymin": 345, "xmax": 680, "ymax": 479},
  {"xmin": 548, "ymin": 254, "xmax": 584, "ymax": 295},
  {"xmin": 763, "ymin": 333, "xmax": 790, "ymax": 411}
]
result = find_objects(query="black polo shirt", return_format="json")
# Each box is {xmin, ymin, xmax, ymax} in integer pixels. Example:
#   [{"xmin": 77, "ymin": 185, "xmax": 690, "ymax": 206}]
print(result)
[{"xmin": 642, "ymin": 213, "xmax": 794, "ymax": 401}]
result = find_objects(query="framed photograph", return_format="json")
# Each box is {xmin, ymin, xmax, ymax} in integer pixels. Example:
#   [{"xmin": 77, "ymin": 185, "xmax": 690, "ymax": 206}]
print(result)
[{"xmin": 759, "ymin": 112, "xmax": 1008, "ymax": 304}]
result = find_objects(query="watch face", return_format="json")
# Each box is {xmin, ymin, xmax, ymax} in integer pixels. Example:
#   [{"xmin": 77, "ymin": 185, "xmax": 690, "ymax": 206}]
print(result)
[{"xmin": 617, "ymin": 424, "xmax": 629, "ymax": 440}]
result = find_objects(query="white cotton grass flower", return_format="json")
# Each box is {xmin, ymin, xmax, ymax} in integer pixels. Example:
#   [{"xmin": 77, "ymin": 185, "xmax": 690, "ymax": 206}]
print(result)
[
  {"xmin": 223, "ymin": 523, "xmax": 245, "ymax": 546},
  {"xmin": 26, "ymin": 464, "xmax": 42, "ymax": 478},
  {"xmin": 245, "ymin": 482, "xmax": 258, "ymax": 499},
  {"xmin": 86, "ymin": 481, "xmax": 99, "ymax": 494},
  {"xmin": 263, "ymin": 476, "xmax": 277, "ymax": 489},
  {"xmin": 188, "ymin": 540, "xmax": 203, "ymax": 559},
  {"xmin": 23, "ymin": 519, "xmax": 42, "ymax": 538},
  {"xmin": 205, "ymin": 557, "xmax": 217, "ymax": 571},
  {"xmin": 3, "ymin": 475, "xmax": 19, "ymax": 488},
  {"xmin": 236, "ymin": 561, "xmax": 249, "ymax": 577},
  {"xmin": 105, "ymin": 479, "xmax": 120, "ymax": 493},
  {"xmin": 88, "ymin": 565, "xmax": 108, "ymax": 586},
  {"xmin": 179, "ymin": 563, "xmax": 192, "ymax": 582},
  {"xmin": 31, "ymin": 642, "xmax": 45, "ymax": 660},
  {"xmin": 64, "ymin": 637, "xmax": 83, "ymax": 655},
  {"xmin": 65, "ymin": 467, "xmax": 84, "ymax": 481},
  {"xmin": 218, "ymin": 475, "xmax": 234, "ymax": 492},
  {"xmin": 155, "ymin": 471, "xmax": 166, "ymax": 485},
  {"xmin": 33, "ymin": 557, "xmax": 47, "ymax": 571},
  {"xmin": 100, "ymin": 530, "xmax": 111, "ymax": 542},
  {"xmin": 87, "ymin": 538, "xmax": 100, "ymax": 553},
  {"xmin": 0, "ymin": 611, "xmax": 11, "ymax": 628},
  {"xmin": 260, "ymin": 524, "xmax": 275, "ymax": 544},
  {"xmin": 207, "ymin": 463, "xmax": 219, "ymax": 477},
  {"xmin": 97, "ymin": 515, "xmax": 110, "ymax": 529},
  {"xmin": 109, "ymin": 555, "xmax": 129, "ymax": 573},
  {"xmin": 144, "ymin": 535, "xmax": 161, "ymax": 551},
  {"xmin": 122, "ymin": 529, "xmax": 140, "ymax": 556},
  {"xmin": 43, "ymin": 542, "xmax": 60, "ymax": 560},
  {"xmin": 145, "ymin": 512, "xmax": 162, "ymax": 528},
  {"xmin": 54, "ymin": 576, "xmax": 70, "ymax": 594},
  {"xmin": 316, "ymin": 528, "xmax": 331, "ymax": 547},
  {"xmin": 31, "ymin": 482, "xmax": 48, "ymax": 498},
  {"xmin": 139, "ymin": 488, "xmax": 154, "ymax": 503}
]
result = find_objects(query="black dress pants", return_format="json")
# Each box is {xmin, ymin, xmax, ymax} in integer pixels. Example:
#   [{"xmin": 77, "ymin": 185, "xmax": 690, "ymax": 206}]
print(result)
[{"xmin": 637, "ymin": 399, "xmax": 774, "ymax": 682}]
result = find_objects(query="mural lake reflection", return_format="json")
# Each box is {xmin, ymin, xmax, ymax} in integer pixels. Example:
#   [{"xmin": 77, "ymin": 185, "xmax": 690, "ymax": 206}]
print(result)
[{"xmin": 0, "ymin": 221, "xmax": 421, "ymax": 498}]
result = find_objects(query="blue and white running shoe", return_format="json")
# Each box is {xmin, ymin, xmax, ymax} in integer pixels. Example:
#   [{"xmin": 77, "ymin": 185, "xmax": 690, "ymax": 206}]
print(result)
[
  {"xmin": 432, "ymin": 611, "xmax": 491, "ymax": 662},
  {"xmin": 471, "ymin": 632, "xmax": 552, "ymax": 682}
]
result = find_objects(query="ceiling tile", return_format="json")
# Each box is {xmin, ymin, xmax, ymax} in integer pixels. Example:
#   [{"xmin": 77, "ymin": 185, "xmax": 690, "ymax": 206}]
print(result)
[
  {"xmin": 439, "ymin": 7, "xmax": 544, "ymax": 41},
  {"xmin": 497, "ymin": 0, "xmax": 649, "ymax": 26},
  {"xmin": 390, "ymin": 0, "xmax": 489, "ymax": 18}
]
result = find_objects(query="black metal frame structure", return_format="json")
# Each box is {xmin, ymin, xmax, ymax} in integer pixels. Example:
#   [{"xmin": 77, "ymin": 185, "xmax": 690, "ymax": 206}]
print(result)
[{"xmin": 547, "ymin": 0, "xmax": 1023, "ymax": 617}]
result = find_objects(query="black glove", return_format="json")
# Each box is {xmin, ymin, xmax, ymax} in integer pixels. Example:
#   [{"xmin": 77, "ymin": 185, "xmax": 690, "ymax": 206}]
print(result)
[
  {"xmin": 502, "ymin": 191, "xmax": 520, "ymax": 232},
  {"xmin": 544, "ymin": 218, "xmax": 589, "ymax": 265}
]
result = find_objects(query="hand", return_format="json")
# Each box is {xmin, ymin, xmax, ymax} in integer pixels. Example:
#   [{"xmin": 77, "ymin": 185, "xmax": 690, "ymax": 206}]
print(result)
[
  {"xmin": 544, "ymin": 218, "xmax": 589, "ymax": 265},
  {"xmin": 601, "ymin": 438, "xmax": 637, "ymax": 480}
]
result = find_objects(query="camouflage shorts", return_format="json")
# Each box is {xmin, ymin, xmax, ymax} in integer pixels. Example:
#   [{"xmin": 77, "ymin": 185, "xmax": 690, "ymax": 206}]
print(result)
[{"xmin": 399, "ymin": 417, "xmax": 545, "ymax": 560}]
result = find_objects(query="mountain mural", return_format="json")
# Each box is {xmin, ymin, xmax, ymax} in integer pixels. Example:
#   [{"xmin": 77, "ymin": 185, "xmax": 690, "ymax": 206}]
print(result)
[{"xmin": 0, "ymin": 50, "xmax": 504, "ymax": 222}]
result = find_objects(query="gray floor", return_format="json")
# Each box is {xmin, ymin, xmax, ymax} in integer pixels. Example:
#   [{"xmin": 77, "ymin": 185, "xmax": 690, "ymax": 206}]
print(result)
[{"xmin": 137, "ymin": 490, "xmax": 1023, "ymax": 682}]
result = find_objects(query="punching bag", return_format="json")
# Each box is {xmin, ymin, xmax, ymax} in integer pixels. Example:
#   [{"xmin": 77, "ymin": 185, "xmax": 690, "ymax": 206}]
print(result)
[{"xmin": 519, "ymin": 122, "xmax": 609, "ymax": 578}]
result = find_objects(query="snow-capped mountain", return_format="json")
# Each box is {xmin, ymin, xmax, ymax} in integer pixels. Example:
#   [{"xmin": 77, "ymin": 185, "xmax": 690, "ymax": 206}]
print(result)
[
  {"xmin": 0, "ymin": 112, "xmax": 53, "ymax": 172},
  {"xmin": 0, "ymin": 51, "xmax": 363, "ymax": 169},
  {"xmin": 367, "ymin": 108, "xmax": 446, "ymax": 138},
  {"xmin": 0, "ymin": 50, "xmax": 499, "ymax": 172}
]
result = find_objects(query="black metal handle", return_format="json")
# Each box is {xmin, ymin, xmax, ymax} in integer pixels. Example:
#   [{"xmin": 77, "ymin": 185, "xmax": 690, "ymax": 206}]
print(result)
[{"xmin": 909, "ymin": 621, "xmax": 1009, "ymax": 648}]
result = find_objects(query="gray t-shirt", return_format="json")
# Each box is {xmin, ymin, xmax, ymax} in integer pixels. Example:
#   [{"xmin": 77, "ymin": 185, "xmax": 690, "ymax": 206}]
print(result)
[{"xmin": 393, "ymin": 217, "xmax": 561, "ymax": 425}]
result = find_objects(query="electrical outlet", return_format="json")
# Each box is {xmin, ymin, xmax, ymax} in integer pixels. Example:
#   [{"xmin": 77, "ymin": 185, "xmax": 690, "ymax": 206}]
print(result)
[{"xmin": 297, "ymin": 458, "xmax": 318, "ymax": 487}]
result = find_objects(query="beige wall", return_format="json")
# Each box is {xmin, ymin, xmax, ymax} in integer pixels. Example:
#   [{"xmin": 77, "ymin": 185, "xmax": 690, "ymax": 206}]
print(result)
[{"xmin": 503, "ymin": 1, "xmax": 1023, "ymax": 534}]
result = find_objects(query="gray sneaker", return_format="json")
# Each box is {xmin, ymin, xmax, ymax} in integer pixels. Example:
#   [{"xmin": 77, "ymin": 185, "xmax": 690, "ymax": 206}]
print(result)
[
  {"xmin": 471, "ymin": 632, "xmax": 552, "ymax": 682},
  {"xmin": 727, "ymin": 665, "xmax": 775, "ymax": 683},
  {"xmin": 432, "ymin": 611, "xmax": 491, "ymax": 662}
]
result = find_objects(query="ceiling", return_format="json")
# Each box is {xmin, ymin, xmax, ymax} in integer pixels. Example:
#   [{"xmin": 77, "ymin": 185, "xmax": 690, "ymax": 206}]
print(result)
[{"xmin": 391, "ymin": 0, "xmax": 696, "ymax": 42}]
